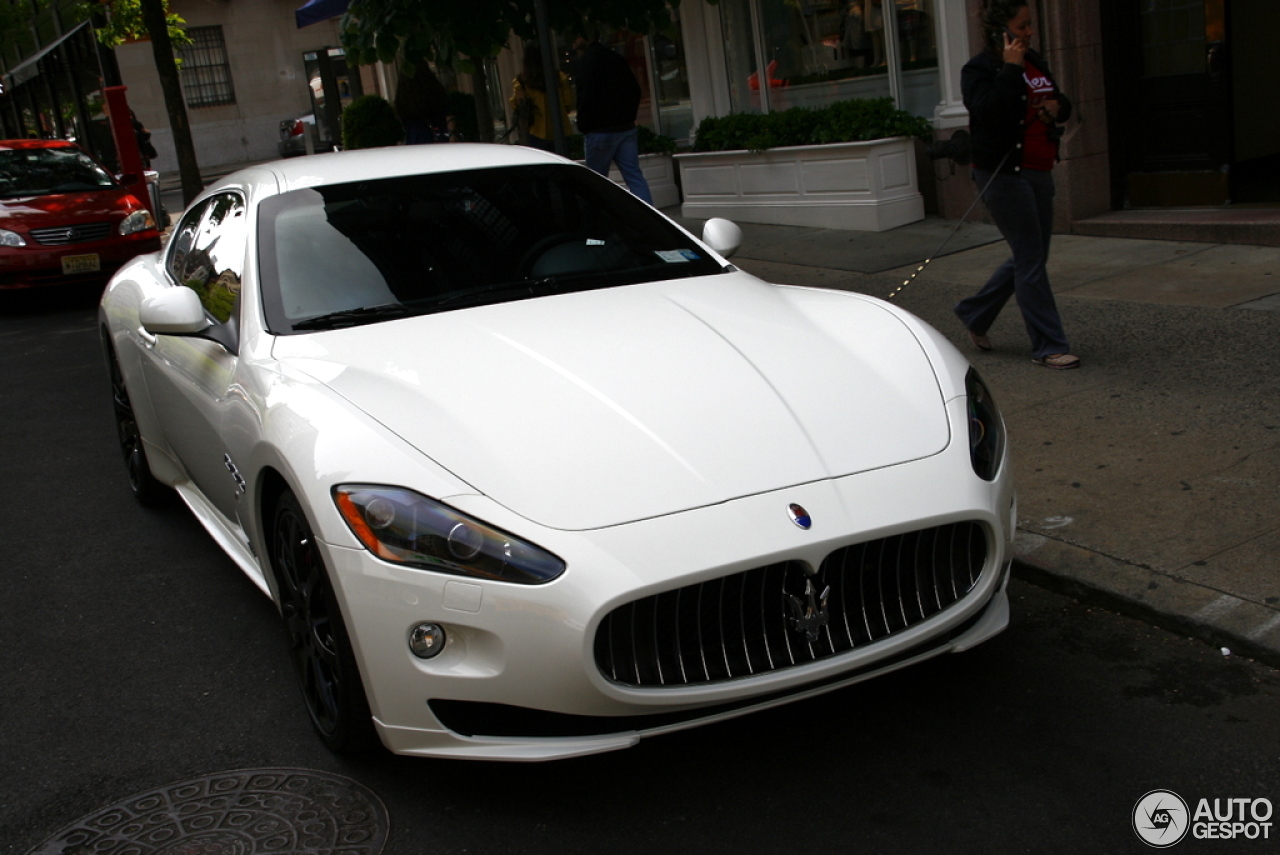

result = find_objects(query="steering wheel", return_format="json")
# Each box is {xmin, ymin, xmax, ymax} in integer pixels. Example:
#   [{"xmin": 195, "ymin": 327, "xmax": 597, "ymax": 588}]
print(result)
[{"xmin": 518, "ymin": 233, "xmax": 580, "ymax": 277}]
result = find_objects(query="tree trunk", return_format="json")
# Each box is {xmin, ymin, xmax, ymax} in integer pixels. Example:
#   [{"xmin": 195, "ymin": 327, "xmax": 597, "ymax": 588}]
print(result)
[
  {"xmin": 469, "ymin": 62, "xmax": 493, "ymax": 143},
  {"xmin": 139, "ymin": 0, "xmax": 202, "ymax": 206}
]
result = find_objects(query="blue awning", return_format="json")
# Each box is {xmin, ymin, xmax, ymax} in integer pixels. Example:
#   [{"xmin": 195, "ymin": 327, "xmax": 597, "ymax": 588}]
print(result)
[{"xmin": 296, "ymin": 0, "xmax": 350, "ymax": 29}]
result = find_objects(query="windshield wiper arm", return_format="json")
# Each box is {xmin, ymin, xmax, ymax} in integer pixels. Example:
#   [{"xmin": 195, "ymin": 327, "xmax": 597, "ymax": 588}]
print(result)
[
  {"xmin": 428, "ymin": 278, "xmax": 562, "ymax": 311},
  {"xmin": 292, "ymin": 303, "xmax": 412, "ymax": 331}
]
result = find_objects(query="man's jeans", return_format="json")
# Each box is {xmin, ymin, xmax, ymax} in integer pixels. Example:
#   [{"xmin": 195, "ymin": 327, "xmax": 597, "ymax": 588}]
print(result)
[{"xmin": 584, "ymin": 128, "xmax": 653, "ymax": 205}]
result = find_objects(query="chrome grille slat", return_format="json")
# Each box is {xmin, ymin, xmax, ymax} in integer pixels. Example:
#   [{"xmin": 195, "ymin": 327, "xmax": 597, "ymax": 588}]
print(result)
[
  {"xmin": 674, "ymin": 588, "xmax": 688, "ymax": 684},
  {"xmin": 594, "ymin": 522, "xmax": 989, "ymax": 688},
  {"xmin": 30, "ymin": 222, "xmax": 113, "ymax": 245}
]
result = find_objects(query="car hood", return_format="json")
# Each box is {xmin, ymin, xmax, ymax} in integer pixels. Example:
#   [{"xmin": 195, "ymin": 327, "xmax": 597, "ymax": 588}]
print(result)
[
  {"xmin": 0, "ymin": 188, "xmax": 139, "ymax": 225},
  {"xmin": 274, "ymin": 274, "xmax": 950, "ymax": 530}
]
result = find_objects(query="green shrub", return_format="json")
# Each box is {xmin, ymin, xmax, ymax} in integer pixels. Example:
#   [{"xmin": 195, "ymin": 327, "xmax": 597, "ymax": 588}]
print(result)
[
  {"xmin": 562, "ymin": 125, "xmax": 677, "ymax": 161},
  {"xmin": 341, "ymin": 95, "xmax": 404, "ymax": 150},
  {"xmin": 691, "ymin": 98, "xmax": 932, "ymax": 153},
  {"xmin": 636, "ymin": 125, "xmax": 678, "ymax": 156}
]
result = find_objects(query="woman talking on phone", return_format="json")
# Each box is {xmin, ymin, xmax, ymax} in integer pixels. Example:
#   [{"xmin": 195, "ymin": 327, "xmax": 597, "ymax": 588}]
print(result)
[{"xmin": 955, "ymin": 0, "xmax": 1078, "ymax": 369}]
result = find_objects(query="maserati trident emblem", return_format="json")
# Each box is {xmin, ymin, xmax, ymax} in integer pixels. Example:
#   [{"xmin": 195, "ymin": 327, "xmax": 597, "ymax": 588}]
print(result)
[
  {"xmin": 787, "ymin": 503, "xmax": 812, "ymax": 529},
  {"xmin": 786, "ymin": 578, "xmax": 831, "ymax": 642}
]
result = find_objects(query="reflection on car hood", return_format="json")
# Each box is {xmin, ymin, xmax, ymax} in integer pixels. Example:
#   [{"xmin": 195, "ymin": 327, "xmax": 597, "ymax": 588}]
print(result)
[
  {"xmin": 275, "ymin": 273, "xmax": 950, "ymax": 530},
  {"xmin": 0, "ymin": 188, "xmax": 139, "ymax": 225}
]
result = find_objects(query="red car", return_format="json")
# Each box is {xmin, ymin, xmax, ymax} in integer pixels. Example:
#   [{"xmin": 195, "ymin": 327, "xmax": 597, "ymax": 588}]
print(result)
[{"xmin": 0, "ymin": 139, "xmax": 162, "ymax": 289}]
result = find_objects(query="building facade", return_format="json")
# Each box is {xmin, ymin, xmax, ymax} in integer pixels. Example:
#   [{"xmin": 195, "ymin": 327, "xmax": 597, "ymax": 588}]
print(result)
[
  {"xmin": 4, "ymin": 0, "xmax": 1275, "ymax": 232},
  {"xmin": 111, "ymin": 1, "xmax": 367, "ymax": 170}
]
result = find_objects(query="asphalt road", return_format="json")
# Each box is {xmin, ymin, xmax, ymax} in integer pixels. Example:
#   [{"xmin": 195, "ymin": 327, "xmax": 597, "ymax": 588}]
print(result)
[{"xmin": 2, "ymin": 285, "xmax": 1277, "ymax": 854}]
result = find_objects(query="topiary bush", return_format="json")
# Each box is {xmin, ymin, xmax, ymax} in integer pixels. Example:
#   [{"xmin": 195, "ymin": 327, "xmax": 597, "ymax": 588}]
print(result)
[
  {"xmin": 341, "ymin": 95, "xmax": 404, "ymax": 150},
  {"xmin": 691, "ymin": 98, "xmax": 932, "ymax": 154}
]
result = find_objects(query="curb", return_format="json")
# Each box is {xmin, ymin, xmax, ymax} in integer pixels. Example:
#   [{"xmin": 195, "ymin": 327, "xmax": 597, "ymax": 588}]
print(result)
[{"xmin": 1012, "ymin": 532, "xmax": 1280, "ymax": 669}]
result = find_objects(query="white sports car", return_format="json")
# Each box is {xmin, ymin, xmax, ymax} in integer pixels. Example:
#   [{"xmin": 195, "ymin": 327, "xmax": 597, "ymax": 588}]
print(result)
[{"xmin": 100, "ymin": 144, "xmax": 1015, "ymax": 761}]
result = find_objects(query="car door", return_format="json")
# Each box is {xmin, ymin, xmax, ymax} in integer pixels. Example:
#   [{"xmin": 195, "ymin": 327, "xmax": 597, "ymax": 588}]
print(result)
[{"xmin": 139, "ymin": 192, "xmax": 248, "ymax": 523}]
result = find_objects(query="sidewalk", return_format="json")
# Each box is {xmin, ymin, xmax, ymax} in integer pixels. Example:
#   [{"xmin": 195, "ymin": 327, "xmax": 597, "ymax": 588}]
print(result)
[{"xmin": 667, "ymin": 213, "xmax": 1280, "ymax": 668}]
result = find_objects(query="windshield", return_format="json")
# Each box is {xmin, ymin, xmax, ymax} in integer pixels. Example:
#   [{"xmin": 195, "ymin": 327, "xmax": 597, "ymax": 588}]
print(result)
[
  {"xmin": 257, "ymin": 163, "xmax": 726, "ymax": 333},
  {"xmin": 0, "ymin": 146, "xmax": 117, "ymax": 198}
]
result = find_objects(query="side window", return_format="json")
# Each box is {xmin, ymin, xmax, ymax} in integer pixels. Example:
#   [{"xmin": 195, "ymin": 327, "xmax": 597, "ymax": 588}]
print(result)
[{"xmin": 165, "ymin": 193, "xmax": 247, "ymax": 323}]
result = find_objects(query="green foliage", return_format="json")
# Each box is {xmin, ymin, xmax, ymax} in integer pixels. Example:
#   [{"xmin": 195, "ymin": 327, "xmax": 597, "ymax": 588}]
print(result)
[
  {"xmin": 636, "ymin": 124, "xmax": 677, "ymax": 156},
  {"xmin": 71, "ymin": 0, "xmax": 191, "ymax": 49},
  {"xmin": 341, "ymin": 95, "xmax": 405, "ymax": 150},
  {"xmin": 340, "ymin": 0, "xmax": 678, "ymax": 71},
  {"xmin": 691, "ymin": 98, "xmax": 932, "ymax": 154},
  {"xmin": 561, "ymin": 125, "xmax": 676, "ymax": 161}
]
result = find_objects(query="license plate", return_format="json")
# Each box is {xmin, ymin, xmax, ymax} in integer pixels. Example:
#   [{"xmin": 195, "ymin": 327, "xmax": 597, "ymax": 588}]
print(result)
[{"xmin": 61, "ymin": 253, "xmax": 100, "ymax": 274}]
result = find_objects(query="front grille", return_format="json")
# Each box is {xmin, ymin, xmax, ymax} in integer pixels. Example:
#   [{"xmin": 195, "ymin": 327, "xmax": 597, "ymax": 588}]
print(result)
[
  {"xmin": 594, "ymin": 521, "xmax": 988, "ymax": 687},
  {"xmin": 29, "ymin": 222, "xmax": 113, "ymax": 245}
]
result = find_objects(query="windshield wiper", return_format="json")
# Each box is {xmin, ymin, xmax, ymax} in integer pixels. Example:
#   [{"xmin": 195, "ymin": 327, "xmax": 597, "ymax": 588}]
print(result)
[
  {"xmin": 292, "ymin": 303, "xmax": 412, "ymax": 331},
  {"xmin": 427, "ymin": 278, "xmax": 562, "ymax": 311}
]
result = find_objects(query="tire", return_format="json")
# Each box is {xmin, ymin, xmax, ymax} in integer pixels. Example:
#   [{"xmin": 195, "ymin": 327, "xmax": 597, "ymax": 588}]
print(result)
[
  {"xmin": 272, "ymin": 489, "xmax": 375, "ymax": 754},
  {"xmin": 106, "ymin": 342, "xmax": 165, "ymax": 506}
]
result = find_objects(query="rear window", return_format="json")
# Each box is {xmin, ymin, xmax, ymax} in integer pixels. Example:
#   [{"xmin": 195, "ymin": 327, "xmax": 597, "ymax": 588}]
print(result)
[
  {"xmin": 0, "ymin": 146, "xmax": 116, "ymax": 198},
  {"xmin": 257, "ymin": 163, "xmax": 725, "ymax": 333}
]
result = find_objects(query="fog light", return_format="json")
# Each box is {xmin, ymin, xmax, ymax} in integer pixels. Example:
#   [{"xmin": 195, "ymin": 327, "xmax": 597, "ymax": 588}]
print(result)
[{"xmin": 409, "ymin": 622, "xmax": 446, "ymax": 659}]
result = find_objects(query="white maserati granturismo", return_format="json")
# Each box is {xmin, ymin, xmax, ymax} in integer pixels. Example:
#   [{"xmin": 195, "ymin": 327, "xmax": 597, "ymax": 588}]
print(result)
[{"xmin": 100, "ymin": 144, "xmax": 1015, "ymax": 761}]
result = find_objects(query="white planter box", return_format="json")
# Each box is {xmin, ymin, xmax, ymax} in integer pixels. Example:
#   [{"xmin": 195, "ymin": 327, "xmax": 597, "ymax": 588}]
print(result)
[{"xmin": 675, "ymin": 138, "xmax": 924, "ymax": 232}]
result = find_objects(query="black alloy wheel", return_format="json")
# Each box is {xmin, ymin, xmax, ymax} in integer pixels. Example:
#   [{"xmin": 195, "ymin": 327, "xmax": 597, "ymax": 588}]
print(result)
[
  {"xmin": 272, "ymin": 489, "xmax": 374, "ymax": 754},
  {"xmin": 106, "ymin": 342, "xmax": 164, "ymax": 505}
]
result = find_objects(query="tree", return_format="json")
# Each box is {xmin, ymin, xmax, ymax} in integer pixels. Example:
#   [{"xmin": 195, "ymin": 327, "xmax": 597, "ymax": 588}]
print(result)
[
  {"xmin": 79, "ymin": 0, "xmax": 188, "ymax": 49},
  {"xmin": 135, "ymin": 0, "xmax": 201, "ymax": 204},
  {"xmin": 51, "ymin": 0, "xmax": 202, "ymax": 203},
  {"xmin": 338, "ymin": 0, "xmax": 679, "ymax": 144}
]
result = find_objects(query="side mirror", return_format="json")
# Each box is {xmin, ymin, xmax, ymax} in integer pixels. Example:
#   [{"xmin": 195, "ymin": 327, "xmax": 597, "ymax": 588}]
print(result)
[
  {"xmin": 702, "ymin": 217, "xmax": 742, "ymax": 259},
  {"xmin": 141, "ymin": 287, "xmax": 209, "ymax": 334}
]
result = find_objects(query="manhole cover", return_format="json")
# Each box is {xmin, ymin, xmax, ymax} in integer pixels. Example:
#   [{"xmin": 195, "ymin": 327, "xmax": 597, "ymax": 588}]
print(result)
[{"xmin": 27, "ymin": 768, "xmax": 388, "ymax": 855}]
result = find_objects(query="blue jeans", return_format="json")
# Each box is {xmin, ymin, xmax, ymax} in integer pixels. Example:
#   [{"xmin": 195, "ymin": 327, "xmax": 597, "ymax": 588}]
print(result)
[
  {"xmin": 584, "ymin": 128, "xmax": 653, "ymax": 205},
  {"xmin": 955, "ymin": 168, "xmax": 1070, "ymax": 358}
]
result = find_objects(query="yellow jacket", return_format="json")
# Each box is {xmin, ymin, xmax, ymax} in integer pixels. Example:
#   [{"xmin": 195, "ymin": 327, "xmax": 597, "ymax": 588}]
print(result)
[{"xmin": 510, "ymin": 73, "xmax": 573, "ymax": 140}]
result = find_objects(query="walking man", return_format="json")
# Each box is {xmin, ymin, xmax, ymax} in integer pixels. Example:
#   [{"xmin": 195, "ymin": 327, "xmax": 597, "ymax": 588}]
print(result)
[{"xmin": 573, "ymin": 37, "xmax": 653, "ymax": 205}]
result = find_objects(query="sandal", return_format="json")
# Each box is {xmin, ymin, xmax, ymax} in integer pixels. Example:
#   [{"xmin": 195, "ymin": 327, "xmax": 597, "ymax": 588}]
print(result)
[
  {"xmin": 967, "ymin": 330, "xmax": 993, "ymax": 352},
  {"xmin": 1032, "ymin": 353, "xmax": 1081, "ymax": 370}
]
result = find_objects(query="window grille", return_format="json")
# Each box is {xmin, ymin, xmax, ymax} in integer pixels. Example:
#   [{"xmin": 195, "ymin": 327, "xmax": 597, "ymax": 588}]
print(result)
[{"xmin": 178, "ymin": 26, "xmax": 236, "ymax": 108}]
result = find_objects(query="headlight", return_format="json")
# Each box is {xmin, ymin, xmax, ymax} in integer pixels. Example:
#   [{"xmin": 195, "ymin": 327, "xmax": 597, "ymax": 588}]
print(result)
[
  {"xmin": 966, "ymin": 368, "xmax": 1005, "ymax": 481},
  {"xmin": 0, "ymin": 229, "xmax": 26, "ymax": 247},
  {"xmin": 333, "ymin": 485, "xmax": 565, "ymax": 584},
  {"xmin": 118, "ymin": 209, "xmax": 156, "ymax": 236}
]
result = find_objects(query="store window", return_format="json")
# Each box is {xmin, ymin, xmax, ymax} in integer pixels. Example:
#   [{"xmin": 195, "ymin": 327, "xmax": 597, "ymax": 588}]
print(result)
[
  {"xmin": 179, "ymin": 26, "xmax": 236, "ymax": 109},
  {"xmin": 649, "ymin": 8, "xmax": 694, "ymax": 141},
  {"xmin": 720, "ymin": 0, "xmax": 939, "ymax": 117}
]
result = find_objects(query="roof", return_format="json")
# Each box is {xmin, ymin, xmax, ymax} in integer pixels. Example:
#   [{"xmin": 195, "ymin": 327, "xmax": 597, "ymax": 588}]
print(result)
[{"xmin": 218, "ymin": 143, "xmax": 572, "ymax": 197}]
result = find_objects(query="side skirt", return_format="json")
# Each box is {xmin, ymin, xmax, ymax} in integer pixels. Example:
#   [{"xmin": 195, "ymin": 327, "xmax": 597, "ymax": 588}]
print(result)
[{"xmin": 172, "ymin": 480, "xmax": 270, "ymax": 598}]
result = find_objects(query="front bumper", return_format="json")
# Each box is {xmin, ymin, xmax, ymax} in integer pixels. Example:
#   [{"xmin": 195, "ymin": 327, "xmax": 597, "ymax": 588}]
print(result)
[
  {"xmin": 0, "ymin": 232, "xmax": 161, "ymax": 289},
  {"xmin": 323, "ymin": 399, "xmax": 1016, "ymax": 761}
]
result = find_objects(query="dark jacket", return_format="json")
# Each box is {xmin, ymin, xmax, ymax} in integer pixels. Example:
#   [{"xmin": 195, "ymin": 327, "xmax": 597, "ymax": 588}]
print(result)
[
  {"xmin": 961, "ymin": 48, "xmax": 1072, "ymax": 173},
  {"xmin": 573, "ymin": 41, "xmax": 641, "ymax": 135}
]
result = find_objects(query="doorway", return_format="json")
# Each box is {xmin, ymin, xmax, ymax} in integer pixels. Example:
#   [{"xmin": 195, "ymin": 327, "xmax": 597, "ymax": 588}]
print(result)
[{"xmin": 1103, "ymin": 0, "xmax": 1280, "ymax": 207}]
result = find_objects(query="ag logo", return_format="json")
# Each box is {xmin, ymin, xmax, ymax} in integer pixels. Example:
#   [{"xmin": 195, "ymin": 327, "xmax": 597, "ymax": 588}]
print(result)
[{"xmin": 1133, "ymin": 789, "xmax": 1190, "ymax": 847}]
